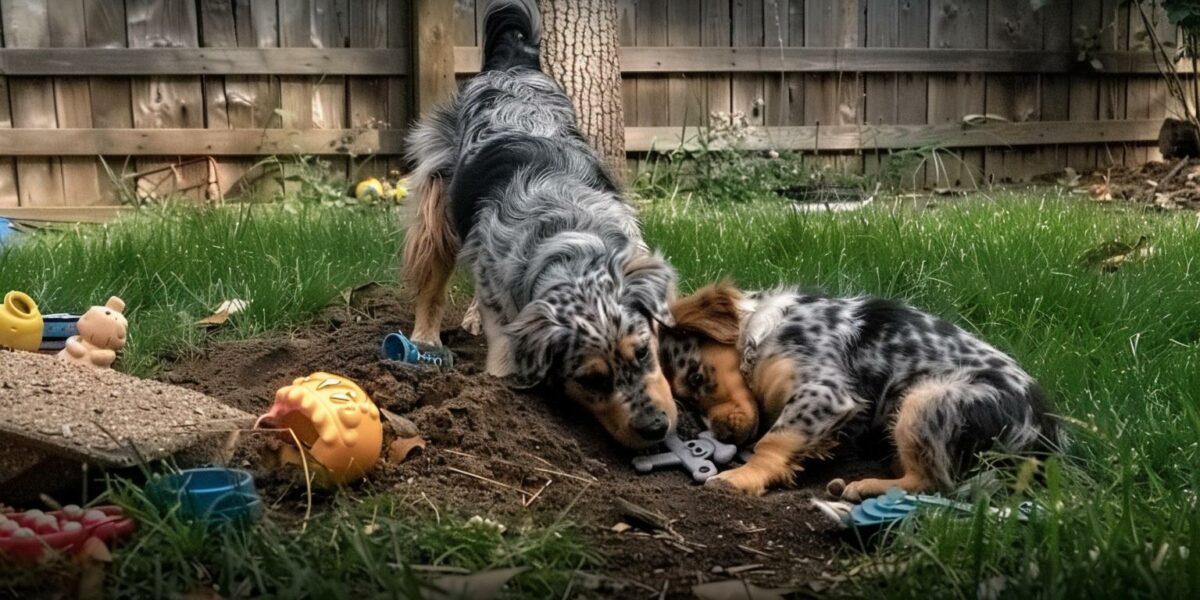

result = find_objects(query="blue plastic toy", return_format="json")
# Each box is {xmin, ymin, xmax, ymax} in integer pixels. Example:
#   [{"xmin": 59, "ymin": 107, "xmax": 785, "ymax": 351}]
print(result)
[
  {"xmin": 146, "ymin": 468, "xmax": 262, "ymax": 525},
  {"xmin": 39, "ymin": 313, "xmax": 80, "ymax": 352},
  {"xmin": 382, "ymin": 331, "xmax": 455, "ymax": 369},
  {"xmin": 811, "ymin": 487, "xmax": 1036, "ymax": 531}
]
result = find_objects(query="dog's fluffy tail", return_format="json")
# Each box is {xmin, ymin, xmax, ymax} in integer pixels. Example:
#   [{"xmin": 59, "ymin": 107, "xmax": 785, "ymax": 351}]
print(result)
[{"xmin": 482, "ymin": 0, "xmax": 541, "ymax": 72}]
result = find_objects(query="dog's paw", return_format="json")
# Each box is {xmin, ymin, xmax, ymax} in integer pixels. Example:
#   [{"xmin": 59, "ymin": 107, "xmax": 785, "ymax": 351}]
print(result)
[
  {"xmin": 705, "ymin": 468, "xmax": 768, "ymax": 497},
  {"xmin": 826, "ymin": 478, "xmax": 848, "ymax": 498}
]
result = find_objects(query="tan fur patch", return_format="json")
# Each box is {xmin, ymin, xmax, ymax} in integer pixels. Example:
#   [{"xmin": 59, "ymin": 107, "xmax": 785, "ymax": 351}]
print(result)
[
  {"xmin": 706, "ymin": 430, "xmax": 808, "ymax": 496},
  {"xmin": 753, "ymin": 355, "xmax": 797, "ymax": 425},
  {"xmin": 668, "ymin": 281, "xmax": 743, "ymax": 345},
  {"xmin": 403, "ymin": 176, "xmax": 458, "ymax": 344},
  {"xmin": 618, "ymin": 334, "xmax": 642, "ymax": 362},
  {"xmin": 698, "ymin": 342, "xmax": 758, "ymax": 444}
]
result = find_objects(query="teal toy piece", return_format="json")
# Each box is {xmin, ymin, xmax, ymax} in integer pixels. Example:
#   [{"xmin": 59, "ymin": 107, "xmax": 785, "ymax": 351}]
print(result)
[
  {"xmin": 146, "ymin": 468, "xmax": 262, "ymax": 525},
  {"xmin": 382, "ymin": 331, "xmax": 455, "ymax": 369}
]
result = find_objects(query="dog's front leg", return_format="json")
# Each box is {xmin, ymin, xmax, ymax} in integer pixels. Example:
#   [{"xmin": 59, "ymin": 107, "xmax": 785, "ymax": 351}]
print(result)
[{"xmin": 481, "ymin": 305, "xmax": 514, "ymax": 377}]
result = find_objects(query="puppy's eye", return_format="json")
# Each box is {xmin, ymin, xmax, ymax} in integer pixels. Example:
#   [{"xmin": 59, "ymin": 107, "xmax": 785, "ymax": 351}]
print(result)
[
  {"xmin": 575, "ymin": 372, "xmax": 612, "ymax": 393},
  {"xmin": 634, "ymin": 344, "xmax": 650, "ymax": 362},
  {"xmin": 687, "ymin": 372, "xmax": 705, "ymax": 389}
]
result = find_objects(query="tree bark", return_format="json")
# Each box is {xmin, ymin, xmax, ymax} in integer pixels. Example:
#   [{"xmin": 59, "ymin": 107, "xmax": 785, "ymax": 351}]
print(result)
[{"xmin": 538, "ymin": 0, "xmax": 626, "ymax": 181}]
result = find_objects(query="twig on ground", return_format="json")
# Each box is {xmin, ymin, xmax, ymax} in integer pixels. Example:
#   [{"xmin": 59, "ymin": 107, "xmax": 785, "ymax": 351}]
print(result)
[
  {"xmin": 521, "ymin": 478, "xmax": 553, "ymax": 507},
  {"xmin": 446, "ymin": 466, "xmax": 530, "ymax": 500},
  {"xmin": 615, "ymin": 497, "xmax": 672, "ymax": 532},
  {"xmin": 725, "ymin": 564, "xmax": 765, "ymax": 575},
  {"xmin": 737, "ymin": 544, "xmax": 771, "ymax": 558}
]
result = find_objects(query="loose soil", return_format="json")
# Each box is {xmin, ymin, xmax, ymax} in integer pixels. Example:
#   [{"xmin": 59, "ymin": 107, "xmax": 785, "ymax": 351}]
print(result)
[{"xmin": 162, "ymin": 290, "xmax": 891, "ymax": 596}]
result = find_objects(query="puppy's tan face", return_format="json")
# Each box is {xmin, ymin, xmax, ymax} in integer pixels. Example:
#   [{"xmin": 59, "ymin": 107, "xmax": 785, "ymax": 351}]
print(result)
[
  {"xmin": 564, "ymin": 324, "xmax": 678, "ymax": 449},
  {"xmin": 659, "ymin": 333, "xmax": 759, "ymax": 445}
]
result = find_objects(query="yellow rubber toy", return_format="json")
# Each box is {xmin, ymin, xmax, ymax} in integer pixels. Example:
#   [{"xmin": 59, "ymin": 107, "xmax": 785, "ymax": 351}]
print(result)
[
  {"xmin": 355, "ymin": 177, "xmax": 385, "ymax": 200},
  {"xmin": 0, "ymin": 291, "xmax": 44, "ymax": 352},
  {"xmin": 260, "ymin": 372, "xmax": 383, "ymax": 486}
]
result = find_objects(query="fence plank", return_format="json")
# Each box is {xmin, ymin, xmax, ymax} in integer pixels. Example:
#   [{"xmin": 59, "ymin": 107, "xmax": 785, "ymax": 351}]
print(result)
[
  {"xmin": 349, "ymin": 0, "xmax": 391, "ymax": 181},
  {"xmin": 732, "ymin": 0, "xmax": 765, "ymax": 126},
  {"xmin": 2, "ymin": 0, "xmax": 66, "ymax": 207},
  {"xmin": 127, "ymin": 0, "xmax": 206, "ymax": 202},
  {"xmin": 49, "ymin": 0, "xmax": 103, "ymax": 205},
  {"xmin": 626, "ymin": 119, "xmax": 1164, "ymax": 152},
  {"xmin": 636, "ymin": 0, "xmax": 669, "ymax": 130},
  {"xmin": 386, "ymin": 0, "xmax": 410, "ymax": 177},
  {"xmin": 1038, "ymin": 0, "xmax": 1072, "ymax": 177},
  {"xmin": 1126, "ymin": 2, "xmax": 1172, "ymax": 164},
  {"xmin": 927, "ymin": 0, "xmax": 986, "ymax": 188},
  {"xmin": 0, "ymin": 129, "xmax": 404, "ymax": 156},
  {"xmin": 804, "ymin": 0, "xmax": 860, "ymax": 171},
  {"xmin": 863, "ymin": 0, "xmax": 896, "ymax": 177},
  {"xmin": 1099, "ymin": 0, "xmax": 1130, "ymax": 166},
  {"xmin": 412, "ymin": 0, "xmax": 456, "ymax": 117},
  {"xmin": 83, "ymin": 0, "xmax": 132, "ymax": 204},
  {"xmin": 701, "ymin": 0, "xmax": 732, "ymax": 123},
  {"xmin": 1068, "ymin": 0, "xmax": 1102, "ymax": 171},
  {"xmin": 0, "ymin": 9, "xmax": 15, "ymax": 207},
  {"xmin": 666, "ymin": 0, "xmax": 702, "ymax": 126},
  {"xmin": 985, "ymin": 0, "xmax": 1042, "ymax": 182}
]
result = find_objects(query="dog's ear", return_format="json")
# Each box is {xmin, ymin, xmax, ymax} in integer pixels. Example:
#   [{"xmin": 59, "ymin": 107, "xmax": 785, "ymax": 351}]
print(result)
[
  {"xmin": 668, "ymin": 280, "xmax": 743, "ymax": 345},
  {"xmin": 619, "ymin": 251, "xmax": 677, "ymax": 327},
  {"xmin": 504, "ymin": 299, "xmax": 571, "ymax": 389}
]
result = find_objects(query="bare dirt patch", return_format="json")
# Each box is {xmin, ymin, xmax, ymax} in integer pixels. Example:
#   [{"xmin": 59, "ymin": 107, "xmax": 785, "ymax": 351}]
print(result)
[{"xmin": 161, "ymin": 291, "xmax": 888, "ymax": 595}]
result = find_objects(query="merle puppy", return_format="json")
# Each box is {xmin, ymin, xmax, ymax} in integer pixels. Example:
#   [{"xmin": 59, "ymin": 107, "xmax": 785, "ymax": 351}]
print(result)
[
  {"xmin": 402, "ymin": 0, "xmax": 678, "ymax": 448},
  {"xmin": 660, "ymin": 283, "xmax": 1059, "ymax": 499}
]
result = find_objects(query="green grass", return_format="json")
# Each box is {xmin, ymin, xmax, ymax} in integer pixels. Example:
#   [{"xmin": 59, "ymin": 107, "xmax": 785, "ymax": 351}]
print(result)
[
  {"xmin": 642, "ymin": 192, "xmax": 1200, "ymax": 598},
  {"xmin": 0, "ymin": 205, "xmax": 402, "ymax": 376},
  {"xmin": 3, "ymin": 189, "xmax": 1198, "ymax": 597},
  {"xmin": 92, "ymin": 478, "xmax": 597, "ymax": 599}
]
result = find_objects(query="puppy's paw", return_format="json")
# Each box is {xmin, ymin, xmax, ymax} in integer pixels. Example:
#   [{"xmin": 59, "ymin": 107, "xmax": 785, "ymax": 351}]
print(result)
[
  {"xmin": 705, "ymin": 467, "xmax": 768, "ymax": 497},
  {"xmin": 826, "ymin": 478, "xmax": 848, "ymax": 498}
]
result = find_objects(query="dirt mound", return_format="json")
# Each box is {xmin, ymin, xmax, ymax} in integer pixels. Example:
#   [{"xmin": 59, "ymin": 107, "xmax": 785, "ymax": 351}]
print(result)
[
  {"xmin": 163, "ymin": 291, "xmax": 885, "ymax": 594},
  {"xmin": 1083, "ymin": 159, "xmax": 1200, "ymax": 210}
]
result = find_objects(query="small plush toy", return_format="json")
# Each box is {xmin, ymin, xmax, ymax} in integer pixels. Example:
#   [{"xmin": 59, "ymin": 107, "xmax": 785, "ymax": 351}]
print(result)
[
  {"xmin": 57, "ymin": 297, "xmax": 127, "ymax": 369},
  {"xmin": 632, "ymin": 431, "xmax": 739, "ymax": 483}
]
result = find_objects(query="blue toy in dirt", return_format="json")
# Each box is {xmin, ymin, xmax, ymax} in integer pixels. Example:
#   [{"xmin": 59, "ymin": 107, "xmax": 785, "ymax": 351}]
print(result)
[
  {"xmin": 811, "ymin": 487, "xmax": 1036, "ymax": 534},
  {"xmin": 382, "ymin": 330, "xmax": 455, "ymax": 369}
]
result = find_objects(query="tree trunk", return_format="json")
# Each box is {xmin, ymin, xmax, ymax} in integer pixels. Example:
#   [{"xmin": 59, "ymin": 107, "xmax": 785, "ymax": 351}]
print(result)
[{"xmin": 538, "ymin": 0, "xmax": 626, "ymax": 181}]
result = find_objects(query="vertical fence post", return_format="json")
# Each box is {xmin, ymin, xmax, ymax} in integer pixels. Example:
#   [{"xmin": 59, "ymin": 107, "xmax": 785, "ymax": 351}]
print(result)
[{"xmin": 412, "ymin": 0, "xmax": 456, "ymax": 117}]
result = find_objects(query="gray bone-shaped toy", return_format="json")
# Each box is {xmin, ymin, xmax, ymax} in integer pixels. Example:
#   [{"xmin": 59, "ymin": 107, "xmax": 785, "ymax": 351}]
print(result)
[{"xmin": 632, "ymin": 431, "xmax": 739, "ymax": 483}]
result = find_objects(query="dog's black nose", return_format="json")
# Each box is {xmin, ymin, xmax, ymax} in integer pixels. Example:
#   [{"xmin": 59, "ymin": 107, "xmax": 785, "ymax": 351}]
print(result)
[{"xmin": 632, "ymin": 411, "xmax": 670, "ymax": 441}]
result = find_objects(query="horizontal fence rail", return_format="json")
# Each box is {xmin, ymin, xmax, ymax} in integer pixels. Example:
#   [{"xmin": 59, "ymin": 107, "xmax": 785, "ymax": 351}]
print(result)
[
  {"xmin": 454, "ymin": 47, "xmax": 1187, "ymax": 75},
  {"xmin": 0, "ymin": 48, "xmax": 411, "ymax": 76}
]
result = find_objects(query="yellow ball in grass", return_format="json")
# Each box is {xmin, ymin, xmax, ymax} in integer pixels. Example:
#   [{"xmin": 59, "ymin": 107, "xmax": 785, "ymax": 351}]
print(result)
[{"xmin": 354, "ymin": 177, "xmax": 385, "ymax": 200}]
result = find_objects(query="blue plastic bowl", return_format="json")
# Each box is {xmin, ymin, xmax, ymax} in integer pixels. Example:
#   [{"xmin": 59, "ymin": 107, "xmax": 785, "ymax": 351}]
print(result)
[{"xmin": 147, "ymin": 468, "xmax": 262, "ymax": 525}]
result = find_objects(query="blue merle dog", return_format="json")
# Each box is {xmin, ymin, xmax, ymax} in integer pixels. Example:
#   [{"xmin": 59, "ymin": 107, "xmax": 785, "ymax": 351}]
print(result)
[
  {"xmin": 402, "ymin": 0, "xmax": 678, "ymax": 448},
  {"xmin": 659, "ymin": 283, "xmax": 1059, "ymax": 499}
]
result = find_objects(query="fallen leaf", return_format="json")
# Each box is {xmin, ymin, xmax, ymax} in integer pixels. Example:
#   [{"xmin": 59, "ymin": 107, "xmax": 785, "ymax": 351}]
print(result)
[
  {"xmin": 339, "ymin": 281, "xmax": 386, "ymax": 306},
  {"xmin": 611, "ymin": 522, "xmax": 632, "ymax": 533},
  {"xmin": 387, "ymin": 436, "xmax": 427, "ymax": 464},
  {"xmin": 1056, "ymin": 167, "xmax": 1081, "ymax": 188},
  {"xmin": 424, "ymin": 567, "xmax": 528, "ymax": 600},
  {"xmin": 76, "ymin": 538, "xmax": 113, "ymax": 600},
  {"xmin": 692, "ymin": 579, "xmax": 790, "ymax": 600},
  {"xmin": 197, "ymin": 299, "xmax": 249, "ymax": 327}
]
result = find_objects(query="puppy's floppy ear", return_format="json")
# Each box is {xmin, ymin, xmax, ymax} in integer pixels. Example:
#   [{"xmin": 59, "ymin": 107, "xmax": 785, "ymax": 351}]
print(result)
[
  {"xmin": 668, "ymin": 280, "xmax": 743, "ymax": 345},
  {"xmin": 619, "ymin": 251, "xmax": 677, "ymax": 326},
  {"xmin": 504, "ymin": 299, "xmax": 572, "ymax": 389}
]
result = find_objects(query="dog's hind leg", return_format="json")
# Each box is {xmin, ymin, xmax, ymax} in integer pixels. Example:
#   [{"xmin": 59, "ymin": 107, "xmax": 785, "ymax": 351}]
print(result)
[
  {"xmin": 831, "ymin": 379, "xmax": 954, "ymax": 501},
  {"xmin": 404, "ymin": 175, "xmax": 458, "ymax": 346}
]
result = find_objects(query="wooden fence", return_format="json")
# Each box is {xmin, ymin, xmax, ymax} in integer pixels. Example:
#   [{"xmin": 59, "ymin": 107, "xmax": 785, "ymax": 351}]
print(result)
[{"xmin": 0, "ymin": 0, "xmax": 1184, "ymax": 213}]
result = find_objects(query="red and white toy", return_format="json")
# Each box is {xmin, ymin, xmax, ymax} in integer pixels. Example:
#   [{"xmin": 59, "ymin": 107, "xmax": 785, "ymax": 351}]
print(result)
[{"xmin": 0, "ymin": 505, "xmax": 135, "ymax": 562}]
